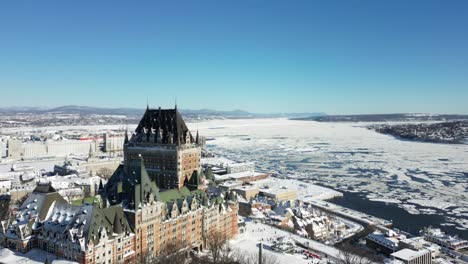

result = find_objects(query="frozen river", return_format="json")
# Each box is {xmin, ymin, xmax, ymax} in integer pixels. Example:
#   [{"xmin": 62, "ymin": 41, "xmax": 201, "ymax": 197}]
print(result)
[{"xmin": 191, "ymin": 118, "xmax": 468, "ymax": 239}]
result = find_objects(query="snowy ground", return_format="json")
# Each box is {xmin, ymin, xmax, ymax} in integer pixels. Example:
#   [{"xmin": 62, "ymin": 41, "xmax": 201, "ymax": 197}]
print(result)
[
  {"xmin": 190, "ymin": 118, "xmax": 468, "ymax": 233},
  {"xmin": 0, "ymin": 247, "xmax": 76, "ymax": 263},
  {"xmin": 231, "ymin": 219, "xmax": 338, "ymax": 264}
]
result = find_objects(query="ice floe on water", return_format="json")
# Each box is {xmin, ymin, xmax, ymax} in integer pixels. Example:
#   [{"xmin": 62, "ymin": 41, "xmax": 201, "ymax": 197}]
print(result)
[
  {"xmin": 406, "ymin": 199, "xmax": 456, "ymax": 210},
  {"xmin": 191, "ymin": 118, "xmax": 468, "ymax": 236}
]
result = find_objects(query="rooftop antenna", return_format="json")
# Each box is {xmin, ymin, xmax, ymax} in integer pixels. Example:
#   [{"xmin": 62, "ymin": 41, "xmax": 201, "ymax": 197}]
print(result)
[
  {"xmin": 175, "ymin": 96, "xmax": 177, "ymax": 110},
  {"xmin": 146, "ymin": 97, "xmax": 149, "ymax": 110}
]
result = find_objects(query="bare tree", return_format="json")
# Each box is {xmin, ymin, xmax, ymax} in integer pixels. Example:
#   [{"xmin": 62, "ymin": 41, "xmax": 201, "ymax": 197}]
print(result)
[
  {"xmin": 336, "ymin": 244, "xmax": 374, "ymax": 264},
  {"xmin": 96, "ymin": 167, "xmax": 113, "ymax": 180},
  {"xmin": 205, "ymin": 230, "xmax": 235, "ymax": 264},
  {"xmin": 235, "ymin": 250, "xmax": 279, "ymax": 264},
  {"xmin": 153, "ymin": 240, "xmax": 188, "ymax": 264}
]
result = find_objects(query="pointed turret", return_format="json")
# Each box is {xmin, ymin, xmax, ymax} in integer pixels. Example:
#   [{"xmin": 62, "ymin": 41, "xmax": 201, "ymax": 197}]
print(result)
[
  {"xmin": 196, "ymin": 130, "xmax": 200, "ymax": 145},
  {"xmin": 113, "ymin": 213, "xmax": 123, "ymax": 234}
]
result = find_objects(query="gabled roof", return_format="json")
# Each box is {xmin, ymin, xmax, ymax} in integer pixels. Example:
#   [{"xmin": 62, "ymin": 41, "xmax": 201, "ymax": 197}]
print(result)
[
  {"xmin": 103, "ymin": 159, "xmax": 160, "ymax": 210},
  {"xmin": 20, "ymin": 189, "xmax": 67, "ymax": 223},
  {"xmin": 86, "ymin": 205, "xmax": 131, "ymax": 244}
]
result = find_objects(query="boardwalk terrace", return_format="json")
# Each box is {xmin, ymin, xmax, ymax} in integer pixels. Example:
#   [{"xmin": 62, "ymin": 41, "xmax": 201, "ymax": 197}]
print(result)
[{"xmin": 124, "ymin": 106, "xmax": 203, "ymax": 190}]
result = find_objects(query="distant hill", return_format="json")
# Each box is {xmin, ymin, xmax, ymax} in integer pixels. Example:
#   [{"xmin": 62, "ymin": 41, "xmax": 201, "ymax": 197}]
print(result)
[
  {"xmin": 46, "ymin": 105, "xmax": 144, "ymax": 115},
  {"xmin": 0, "ymin": 105, "xmax": 325, "ymax": 119},
  {"xmin": 293, "ymin": 113, "xmax": 468, "ymax": 122}
]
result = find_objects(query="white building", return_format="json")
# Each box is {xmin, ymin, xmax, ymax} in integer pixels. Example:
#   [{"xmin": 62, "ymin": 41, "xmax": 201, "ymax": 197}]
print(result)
[
  {"xmin": 0, "ymin": 139, "xmax": 7, "ymax": 158},
  {"xmin": 7, "ymin": 139, "xmax": 98, "ymax": 159},
  {"xmin": 226, "ymin": 162, "xmax": 255, "ymax": 174},
  {"xmin": 47, "ymin": 140, "xmax": 98, "ymax": 157},
  {"xmin": 391, "ymin": 248, "xmax": 432, "ymax": 264},
  {"xmin": 422, "ymin": 227, "xmax": 468, "ymax": 250},
  {"xmin": 399, "ymin": 236, "xmax": 440, "ymax": 258},
  {"xmin": 103, "ymin": 132, "xmax": 126, "ymax": 153}
]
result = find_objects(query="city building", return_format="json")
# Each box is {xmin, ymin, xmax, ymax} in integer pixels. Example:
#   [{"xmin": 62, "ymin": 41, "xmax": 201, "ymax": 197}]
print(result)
[
  {"xmin": 238, "ymin": 196, "xmax": 273, "ymax": 217},
  {"xmin": 0, "ymin": 183, "xmax": 136, "ymax": 264},
  {"xmin": 103, "ymin": 132, "xmax": 126, "ymax": 155},
  {"xmin": 366, "ymin": 231, "xmax": 401, "ymax": 255},
  {"xmin": 214, "ymin": 171, "xmax": 269, "ymax": 183},
  {"xmin": 399, "ymin": 236, "xmax": 441, "ymax": 258},
  {"xmin": 0, "ymin": 106, "xmax": 239, "ymax": 264},
  {"xmin": 7, "ymin": 138, "xmax": 98, "ymax": 160},
  {"xmin": 290, "ymin": 208, "xmax": 331, "ymax": 240},
  {"xmin": 391, "ymin": 248, "xmax": 432, "ymax": 264},
  {"xmin": 102, "ymin": 106, "xmax": 239, "ymax": 262},
  {"xmin": 0, "ymin": 139, "xmax": 7, "ymax": 158},
  {"xmin": 232, "ymin": 185, "xmax": 260, "ymax": 200},
  {"xmin": 201, "ymin": 158, "xmax": 253, "ymax": 175},
  {"xmin": 226, "ymin": 162, "xmax": 255, "ymax": 174},
  {"xmin": 259, "ymin": 188, "xmax": 297, "ymax": 202},
  {"xmin": 421, "ymin": 227, "xmax": 468, "ymax": 251},
  {"xmin": 54, "ymin": 160, "xmax": 82, "ymax": 176},
  {"xmin": 124, "ymin": 106, "xmax": 203, "ymax": 190},
  {"xmin": 6, "ymin": 138, "xmax": 22, "ymax": 159},
  {"xmin": 219, "ymin": 181, "xmax": 244, "ymax": 191}
]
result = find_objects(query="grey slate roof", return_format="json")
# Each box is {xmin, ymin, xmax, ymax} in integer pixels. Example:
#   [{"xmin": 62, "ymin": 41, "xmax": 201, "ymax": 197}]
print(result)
[{"xmin": 131, "ymin": 107, "xmax": 194, "ymax": 145}]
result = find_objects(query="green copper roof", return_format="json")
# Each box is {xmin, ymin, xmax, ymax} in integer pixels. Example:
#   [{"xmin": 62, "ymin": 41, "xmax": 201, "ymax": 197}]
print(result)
[{"xmin": 159, "ymin": 186, "xmax": 191, "ymax": 203}]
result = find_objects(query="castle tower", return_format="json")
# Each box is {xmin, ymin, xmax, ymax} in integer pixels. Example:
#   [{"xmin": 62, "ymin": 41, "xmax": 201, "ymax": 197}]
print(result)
[{"xmin": 123, "ymin": 106, "xmax": 202, "ymax": 190}]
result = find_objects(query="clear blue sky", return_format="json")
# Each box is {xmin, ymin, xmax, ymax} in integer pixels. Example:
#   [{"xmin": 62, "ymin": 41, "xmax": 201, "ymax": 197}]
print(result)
[{"xmin": 1, "ymin": 0, "xmax": 467, "ymax": 114}]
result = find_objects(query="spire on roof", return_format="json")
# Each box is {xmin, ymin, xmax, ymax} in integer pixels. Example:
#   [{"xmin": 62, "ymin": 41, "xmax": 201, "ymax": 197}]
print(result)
[
  {"xmin": 196, "ymin": 130, "xmax": 200, "ymax": 145},
  {"xmin": 124, "ymin": 128, "xmax": 129, "ymax": 145},
  {"xmin": 98, "ymin": 179, "xmax": 104, "ymax": 191}
]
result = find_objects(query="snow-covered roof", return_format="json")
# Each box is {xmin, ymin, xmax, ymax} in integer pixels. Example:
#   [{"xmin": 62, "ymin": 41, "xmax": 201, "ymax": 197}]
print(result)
[
  {"xmin": 391, "ymin": 248, "xmax": 429, "ymax": 261},
  {"xmin": 214, "ymin": 171, "xmax": 265, "ymax": 181}
]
